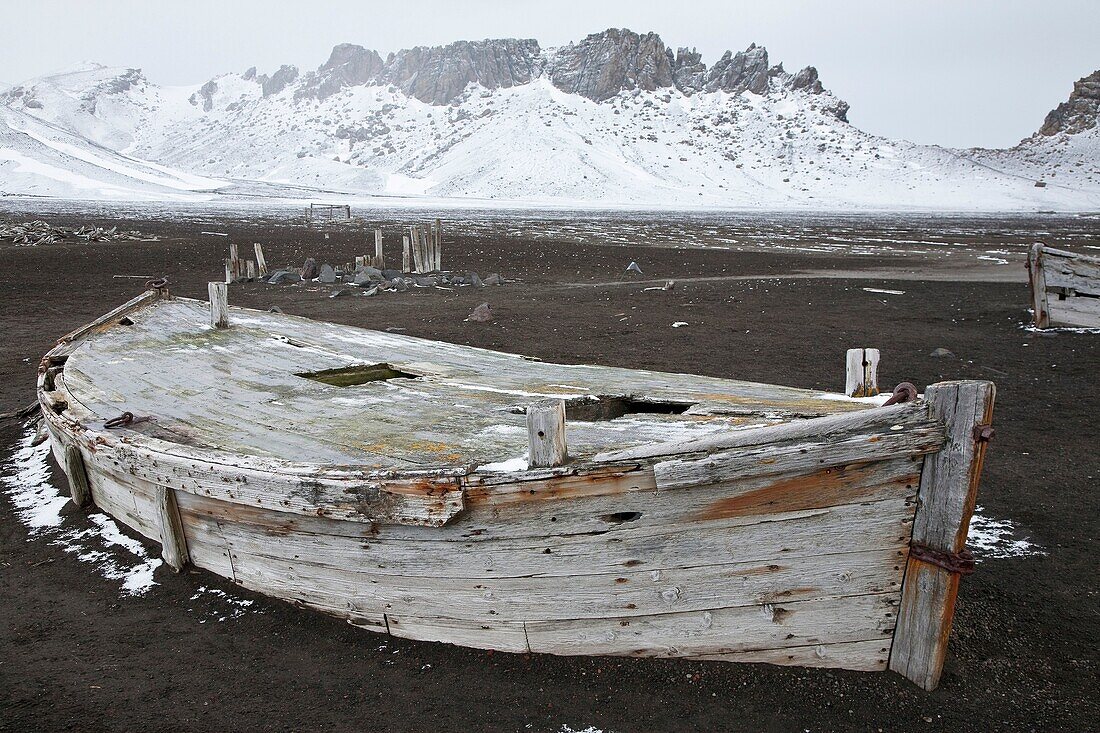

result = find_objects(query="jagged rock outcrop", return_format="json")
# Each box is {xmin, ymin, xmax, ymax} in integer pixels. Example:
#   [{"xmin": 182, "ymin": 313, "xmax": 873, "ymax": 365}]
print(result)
[
  {"xmin": 1039, "ymin": 70, "xmax": 1100, "ymax": 136},
  {"xmin": 669, "ymin": 47, "xmax": 707, "ymax": 94},
  {"xmin": 242, "ymin": 66, "xmax": 257, "ymax": 81},
  {"xmin": 790, "ymin": 65, "xmax": 824, "ymax": 93},
  {"xmin": 189, "ymin": 79, "xmax": 218, "ymax": 111},
  {"xmin": 298, "ymin": 44, "xmax": 385, "ymax": 100},
  {"xmin": 379, "ymin": 38, "xmax": 541, "ymax": 105},
  {"xmin": 704, "ymin": 44, "xmax": 770, "ymax": 94},
  {"xmin": 260, "ymin": 65, "xmax": 299, "ymax": 97},
  {"xmin": 549, "ymin": 28, "xmax": 673, "ymax": 101}
]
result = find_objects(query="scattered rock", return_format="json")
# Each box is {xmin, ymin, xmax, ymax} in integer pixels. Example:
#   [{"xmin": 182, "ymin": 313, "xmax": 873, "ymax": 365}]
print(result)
[
  {"xmin": 392, "ymin": 277, "xmax": 410, "ymax": 292},
  {"xmin": 381, "ymin": 268, "xmax": 403, "ymax": 280},
  {"xmin": 318, "ymin": 264, "xmax": 337, "ymax": 283},
  {"xmin": 267, "ymin": 305, "xmax": 284, "ymax": 313},
  {"xmin": 625, "ymin": 261, "xmax": 643, "ymax": 275},
  {"xmin": 465, "ymin": 303, "xmax": 493, "ymax": 322},
  {"xmin": 268, "ymin": 270, "xmax": 301, "ymax": 284},
  {"xmin": 929, "ymin": 348, "xmax": 955, "ymax": 358},
  {"xmin": 301, "ymin": 258, "xmax": 319, "ymax": 280},
  {"xmin": 416, "ymin": 276, "xmax": 439, "ymax": 287},
  {"xmin": 484, "ymin": 273, "xmax": 504, "ymax": 285},
  {"xmin": 328, "ymin": 288, "xmax": 355, "ymax": 298},
  {"xmin": 466, "ymin": 271, "xmax": 484, "ymax": 287},
  {"xmin": 363, "ymin": 286, "xmax": 380, "ymax": 297}
]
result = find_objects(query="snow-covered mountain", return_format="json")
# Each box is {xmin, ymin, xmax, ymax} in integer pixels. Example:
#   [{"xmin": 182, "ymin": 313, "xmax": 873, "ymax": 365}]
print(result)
[{"xmin": 1, "ymin": 30, "xmax": 1098, "ymax": 209}]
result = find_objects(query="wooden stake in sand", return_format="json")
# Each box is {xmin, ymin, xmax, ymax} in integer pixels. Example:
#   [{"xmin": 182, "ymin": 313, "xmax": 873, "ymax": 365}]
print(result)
[
  {"xmin": 208, "ymin": 282, "xmax": 229, "ymax": 329},
  {"xmin": 63, "ymin": 444, "xmax": 92, "ymax": 507},
  {"xmin": 254, "ymin": 243, "xmax": 268, "ymax": 277},
  {"xmin": 402, "ymin": 235, "xmax": 411, "ymax": 273},
  {"xmin": 372, "ymin": 228, "xmax": 385, "ymax": 269},
  {"xmin": 845, "ymin": 348, "xmax": 880, "ymax": 397}
]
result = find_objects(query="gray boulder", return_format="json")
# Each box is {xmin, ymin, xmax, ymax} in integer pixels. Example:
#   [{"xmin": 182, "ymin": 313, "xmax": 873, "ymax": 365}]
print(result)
[
  {"xmin": 268, "ymin": 269, "xmax": 301, "ymax": 285},
  {"xmin": 484, "ymin": 273, "xmax": 504, "ymax": 285},
  {"xmin": 381, "ymin": 268, "xmax": 403, "ymax": 280},
  {"xmin": 929, "ymin": 348, "xmax": 956, "ymax": 358},
  {"xmin": 318, "ymin": 264, "xmax": 337, "ymax": 283},
  {"xmin": 466, "ymin": 271, "xmax": 483, "ymax": 287},
  {"xmin": 300, "ymin": 258, "xmax": 319, "ymax": 281}
]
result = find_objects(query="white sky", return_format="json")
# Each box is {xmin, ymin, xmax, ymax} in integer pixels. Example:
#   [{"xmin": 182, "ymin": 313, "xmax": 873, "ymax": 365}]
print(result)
[{"xmin": 2, "ymin": 0, "xmax": 1096, "ymax": 148}]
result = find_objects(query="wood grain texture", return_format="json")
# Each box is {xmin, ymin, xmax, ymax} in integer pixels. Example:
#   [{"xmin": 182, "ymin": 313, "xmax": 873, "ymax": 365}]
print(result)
[
  {"xmin": 846, "ymin": 348, "xmax": 880, "ymax": 397},
  {"xmin": 156, "ymin": 485, "xmax": 190, "ymax": 571},
  {"xmin": 208, "ymin": 282, "xmax": 229, "ymax": 329},
  {"xmin": 63, "ymin": 443, "xmax": 92, "ymax": 507},
  {"xmin": 890, "ymin": 380, "xmax": 995, "ymax": 690},
  {"xmin": 1028, "ymin": 244, "xmax": 1100, "ymax": 327},
  {"xmin": 527, "ymin": 399, "xmax": 567, "ymax": 468}
]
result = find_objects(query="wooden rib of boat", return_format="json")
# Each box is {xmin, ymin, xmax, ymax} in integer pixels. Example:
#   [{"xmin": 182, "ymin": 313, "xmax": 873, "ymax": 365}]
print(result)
[
  {"xmin": 1028, "ymin": 243, "xmax": 1100, "ymax": 328},
  {"xmin": 38, "ymin": 287, "xmax": 996, "ymax": 691}
]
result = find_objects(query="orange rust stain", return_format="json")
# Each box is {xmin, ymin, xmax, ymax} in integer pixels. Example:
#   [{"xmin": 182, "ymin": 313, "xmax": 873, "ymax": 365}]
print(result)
[{"xmin": 694, "ymin": 463, "xmax": 918, "ymax": 521}]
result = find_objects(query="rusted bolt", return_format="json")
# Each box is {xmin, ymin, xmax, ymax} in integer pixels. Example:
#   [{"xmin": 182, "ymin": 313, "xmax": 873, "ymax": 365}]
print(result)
[
  {"xmin": 882, "ymin": 382, "xmax": 918, "ymax": 406},
  {"xmin": 973, "ymin": 424, "xmax": 995, "ymax": 443}
]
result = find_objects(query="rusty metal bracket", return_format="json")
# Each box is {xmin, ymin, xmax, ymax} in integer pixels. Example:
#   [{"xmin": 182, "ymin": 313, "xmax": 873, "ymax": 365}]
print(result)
[
  {"xmin": 104, "ymin": 412, "xmax": 135, "ymax": 429},
  {"xmin": 973, "ymin": 424, "xmax": 995, "ymax": 443},
  {"xmin": 882, "ymin": 382, "xmax": 918, "ymax": 406},
  {"xmin": 910, "ymin": 542, "xmax": 976, "ymax": 575}
]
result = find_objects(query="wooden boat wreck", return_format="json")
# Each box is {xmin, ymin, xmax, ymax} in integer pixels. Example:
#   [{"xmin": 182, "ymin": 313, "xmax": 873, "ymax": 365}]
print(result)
[
  {"xmin": 38, "ymin": 284, "xmax": 996, "ymax": 690},
  {"xmin": 1028, "ymin": 243, "xmax": 1100, "ymax": 328}
]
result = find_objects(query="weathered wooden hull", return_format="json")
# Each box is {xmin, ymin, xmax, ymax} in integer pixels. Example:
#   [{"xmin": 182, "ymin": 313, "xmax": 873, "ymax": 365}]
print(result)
[
  {"xmin": 1028, "ymin": 243, "xmax": 1100, "ymax": 328},
  {"xmin": 38, "ymin": 290, "xmax": 995, "ymax": 689}
]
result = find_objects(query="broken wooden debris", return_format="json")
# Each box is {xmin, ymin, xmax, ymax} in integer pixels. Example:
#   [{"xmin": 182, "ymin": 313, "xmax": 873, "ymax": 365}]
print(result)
[
  {"xmin": 1027, "ymin": 243, "xmax": 1100, "ymax": 328},
  {"xmin": 0, "ymin": 219, "xmax": 155, "ymax": 246},
  {"xmin": 527, "ymin": 399, "xmax": 568, "ymax": 468}
]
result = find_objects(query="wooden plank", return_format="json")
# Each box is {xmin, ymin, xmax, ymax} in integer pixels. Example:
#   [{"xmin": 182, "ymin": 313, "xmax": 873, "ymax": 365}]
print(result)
[
  {"xmin": 229, "ymin": 242, "xmax": 240, "ymax": 282},
  {"xmin": 253, "ymin": 243, "xmax": 268, "ymax": 277},
  {"xmin": 890, "ymin": 380, "xmax": 995, "ymax": 691},
  {"xmin": 527, "ymin": 399, "xmax": 567, "ymax": 468},
  {"xmin": 208, "ymin": 282, "xmax": 229, "ymax": 329},
  {"xmin": 691, "ymin": 638, "xmax": 890, "ymax": 672},
  {"xmin": 846, "ymin": 347, "xmax": 879, "ymax": 397},
  {"xmin": 56, "ymin": 289, "xmax": 159, "ymax": 344},
  {"xmin": 402, "ymin": 235, "xmax": 410, "ymax": 272},
  {"xmin": 155, "ymin": 485, "xmax": 190, "ymax": 571},
  {"xmin": 1048, "ymin": 292, "xmax": 1100, "ymax": 329},
  {"xmin": 595, "ymin": 402, "xmax": 935, "ymax": 463},
  {"xmin": 1039, "ymin": 245, "xmax": 1100, "ymax": 296},
  {"xmin": 245, "ymin": 260, "xmax": 257, "ymax": 281},
  {"xmin": 1028, "ymin": 243, "xmax": 1051, "ymax": 327},
  {"xmin": 63, "ymin": 443, "xmax": 92, "ymax": 507},
  {"xmin": 372, "ymin": 229, "xmax": 384, "ymax": 269}
]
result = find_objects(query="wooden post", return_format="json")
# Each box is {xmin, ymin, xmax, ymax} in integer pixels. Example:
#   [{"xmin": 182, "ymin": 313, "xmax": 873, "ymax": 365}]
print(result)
[
  {"xmin": 208, "ymin": 281, "xmax": 229, "ymax": 329},
  {"xmin": 845, "ymin": 348, "xmax": 880, "ymax": 397},
  {"xmin": 527, "ymin": 399, "xmax": 567, "ymax": 469},
  {"xmin": 229, "ymin": 243, "xmax": 240, "ymax": 282},
  {"xmin": 889, "ymin": 380, "xmax": 996, "ymax": 690},
  {"xmin": 434, "ymin": 218, "xmax": 442, "ymax": 271},
  {"xmin": 1027, "ymin": 243, "xmax": 1050, "ymax": 328},
  {"xmin": 246, "ymin": 260, "xmax": 257, "ymax": 281},
  {"xmin": 224, "ymin": 260, "xmax": 233, "ymax": 285},
  {"xmin": 254, "ymin": 243, "xmax": 268, "ymax": 277},
  {"xmin": 402, "ymin": 235, "xmax": 411, "ymax": 273},
  {"xmin": 373, "ymin": 228, "xmax": 384, "ymax": 269},
  {"xmin": 63, "ymin": 443, "xmax": 92, "ymax": 508},
  {"xmin": 155, "ymin": 485, "xmax": 190, "ymax": 571}
]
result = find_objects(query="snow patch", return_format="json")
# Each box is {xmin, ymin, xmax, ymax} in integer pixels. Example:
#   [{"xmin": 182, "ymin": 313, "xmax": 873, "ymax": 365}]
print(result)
[{"xmin": 968, "ymin": 506, "xmax": 1044, "ymax": 560}]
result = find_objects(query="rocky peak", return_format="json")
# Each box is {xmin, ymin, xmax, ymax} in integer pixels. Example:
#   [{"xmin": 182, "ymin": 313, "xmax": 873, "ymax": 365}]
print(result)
[
  {"xmin": 1039, "ymin": 70, "xmax": 1100, "ymax": 136},
  {"xmin": 260, "ymin": 65, "xmax": 299, "ymax": 98},
  {"xmin": 297, "ymin": 44, "xmax": 385, "ymax": 101},
  {"xmin": 548, "ymin": 28, "xmax": 673, "ymax": 101},
  {"xmin": 188, "ymin": 79, "xmax": 218, "ymax": 111},
  {"xmin": 669, "ymin": 47, "xmax": 707, "ymax": 93},
  {"xmin": 703, "ymin": 43, "xmax": 770, "ymax": 95},
  {"xmin": 790, "ymin": 65, "xmax": 824, "ymax": 93},
  {"xmin": 379, "ymin": 38, "xmax": 541, "ymax": 105}
]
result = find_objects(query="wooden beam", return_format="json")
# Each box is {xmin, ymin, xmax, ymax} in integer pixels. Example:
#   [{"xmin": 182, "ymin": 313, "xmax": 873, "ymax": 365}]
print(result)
[
  {"xmin": 1028, "ymin": 243, "xmax": 1050, "ymax": 328},
  {"xmin": 402, "ymin": 235, "xmax": 411, "ymax": 272},
  {"xmin": 63, "ymin": 444, "xmax": 92, "ymax": 507},
  {"xmin": 527, "ymin": 399, "xmax": 567, "ymax": 468},
  {"xmin": 889, "ymin": 380, "xmax": 995, "ymax": 690},
  {"xmin": 208, "ymin": 282, "xmax": 229, "ymax": 329},
  {"xmin": 373, "ymin": 228, "xmax": 384, "ymax": 269},
  {"xmin": 228, "ymin": 242, "xmax": 240, "ymax": 282},
  {"xmin": 155, "ymin": 485, "xmax": 190, "ymax": 571},
  {"xmin": 846, "ymin": 348, "xmax": 880, "ymax": 397},
  {"xmin": 245, "ymin": 260, "xmax": 257, "ymax": 281},
  {"xmin": 254, "ymin": 243, "xmax": 268, "ymax": 277}
]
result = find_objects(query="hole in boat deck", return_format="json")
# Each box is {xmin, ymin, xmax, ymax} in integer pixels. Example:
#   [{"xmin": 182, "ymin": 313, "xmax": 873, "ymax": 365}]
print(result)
[
  {"xmin": 564, "ymin": 396, "xmax": 693, "ymax": 421},
  {"xmin": 296, "ymin": 363, "xmax": 419, "ymax": 387}
]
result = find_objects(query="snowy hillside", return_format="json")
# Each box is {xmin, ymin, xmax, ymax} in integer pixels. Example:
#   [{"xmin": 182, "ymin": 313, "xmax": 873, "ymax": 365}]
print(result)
[{"xmin": 1, "ymin": 31, "xmax": 1098, "ymax": 210}]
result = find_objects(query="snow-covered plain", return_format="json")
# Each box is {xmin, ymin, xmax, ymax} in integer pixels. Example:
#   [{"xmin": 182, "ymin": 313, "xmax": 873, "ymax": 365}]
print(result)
[{"xmin": 1, "ymin": 54, "xmax": 1097, "ymax": 210}]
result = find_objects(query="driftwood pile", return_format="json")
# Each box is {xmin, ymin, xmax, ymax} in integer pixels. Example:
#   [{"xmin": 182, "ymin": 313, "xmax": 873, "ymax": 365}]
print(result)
[{"xmin": 0, "ymin": 220, "xmax": 154, "ymax": 246}]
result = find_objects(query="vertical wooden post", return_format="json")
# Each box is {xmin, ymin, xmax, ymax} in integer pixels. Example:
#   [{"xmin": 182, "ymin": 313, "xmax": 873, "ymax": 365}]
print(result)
[
  {"xmin": 527, "ymin": 399, "xmax": 568, "ymax": 469},
  {"xmin": 889, "ymin": 380, "xmax": 996, "ymax": 690},
  {"xmin": 63, "ymin": 443, "xmax": 92, "ymax": 508},
  {"xmin": 373, "ymin": 228, "xmax": 384, "ymax": 269},
  {"xmin": 254, "ymin": 243, "xmax": 268, "ymax": 277},
  {"xmin": 434, "ymin": 218, "xmax": 442, "ymax": 271},
  {"xmin": 402, "ymin": 235, "xmax": 411, "ymax": 273},
  {"xmin": 245, "ymin": 260, "xmax": 257, "ymax": 281},
  {"xmin": 229, "ymin": 243, "xmax": 240, "ymax": 282},
  {"xmin": 1027, "ymin": 243, "xmax": 1050, "ymax": 328},
  {"xmin": 845, "ymin": 348, "xmax": 880, "ymax": 397},
  {"xmin": 224, "ymin": 260, "xmax": 233, "ymax": 285},
  {"xmin": 155, "ymin": 485, "xmax": 190, "ymax": 571},
  {"xmin": 208, "ymin": 281, "xmax": 229, "ymax": 329}
]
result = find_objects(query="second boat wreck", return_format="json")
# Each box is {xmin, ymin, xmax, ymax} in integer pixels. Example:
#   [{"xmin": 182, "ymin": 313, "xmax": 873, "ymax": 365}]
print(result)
[{"xmin": 38, "ymin": 285, "xmax": 996, "ymax": 691}]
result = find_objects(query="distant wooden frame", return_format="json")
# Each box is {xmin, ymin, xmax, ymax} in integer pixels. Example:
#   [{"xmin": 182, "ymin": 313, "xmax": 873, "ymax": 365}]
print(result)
[{"xmin": 1028, "ymin": 243, "xmax": 1100, "ymax": 328}]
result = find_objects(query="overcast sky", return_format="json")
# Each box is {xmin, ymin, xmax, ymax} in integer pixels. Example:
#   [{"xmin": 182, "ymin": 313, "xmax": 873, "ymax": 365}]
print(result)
[{"xmin": 2, "ymin": 1, "xmax": 1096, "ymax": 148}]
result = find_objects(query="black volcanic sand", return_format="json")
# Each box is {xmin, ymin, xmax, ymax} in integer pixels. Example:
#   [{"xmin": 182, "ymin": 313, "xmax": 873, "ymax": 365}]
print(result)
[{"xmin": 1, "ymin": 210, "xmax": 1097, "ymax": 732}]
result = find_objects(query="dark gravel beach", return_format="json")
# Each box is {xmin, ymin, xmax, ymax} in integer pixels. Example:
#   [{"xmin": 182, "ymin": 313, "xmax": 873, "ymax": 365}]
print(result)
[{"xmin": 1, "ymin": 207, "xmax": 1097, "ymax": 732}]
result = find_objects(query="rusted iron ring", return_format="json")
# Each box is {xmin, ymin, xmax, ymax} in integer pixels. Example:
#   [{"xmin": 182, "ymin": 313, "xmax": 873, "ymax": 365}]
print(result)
[
  {"xmin": 104, "ymin": 412, "xmax": 135, "ymax": 429},
  {"xmin": 973, "ymin": 424, "xmax": 995, "ymax": 443},
  {"xmin": 146, "ymin": 277, "xmax": 169, "ymax": 290},
  {"xmin": 910, "ymin": 542, "xmax": 976, "ymax": 575},
  {"xmin": 882, "ymin": 382, "xmax": 919, "ymax": 406}
]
